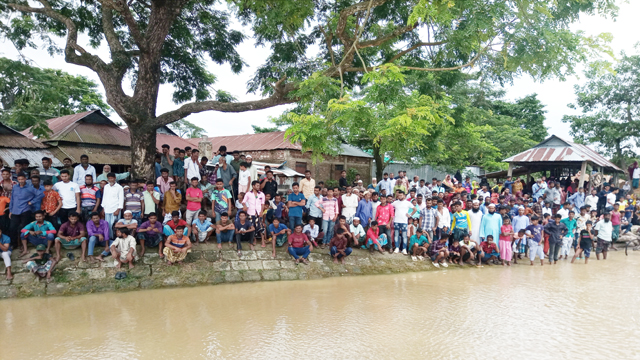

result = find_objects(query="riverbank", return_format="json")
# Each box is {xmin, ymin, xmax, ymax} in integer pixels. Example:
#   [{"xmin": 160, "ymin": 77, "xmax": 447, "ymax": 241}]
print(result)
[
  {"xmin": 0, "ymin": 244, "xmax": 445, "ymax": 299},
  {"xmin": 2, "ymin": 238, "xmax": 638, "ymax": 299}
]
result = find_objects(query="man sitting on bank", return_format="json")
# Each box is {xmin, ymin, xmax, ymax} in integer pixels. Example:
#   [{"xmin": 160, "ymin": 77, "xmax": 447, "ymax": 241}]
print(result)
[
  {"xmin": 53, "ymin": 211, "xmax": 87, "ymax": 262},
  {"xmin": 329, "ymin": 227, "xmax": 352, "ymax": 264},
  {"xmin": 216, "ymin": 212, "xmax": 235, "ymax": 249},
  {"xmin": 23, "ymin": 244, "xmax": 57, "ymax": 282},
  {"xmin": 20, "ymin": 210, "xmax": 56, "ymax": 256},
  {"xmin": 111, "ymin": 228, "xmax": 138, "ymax": 269},
  {"xmin": 163, "ymin": 225, "xmax": 192, "ymax": 265},
  {"xmin": 137, "ymin": 212, "xmax": 164, "ymax": 258},
  {"xmin": 288, "ymin": 223, "xmax": 312, "ymax": 264}
]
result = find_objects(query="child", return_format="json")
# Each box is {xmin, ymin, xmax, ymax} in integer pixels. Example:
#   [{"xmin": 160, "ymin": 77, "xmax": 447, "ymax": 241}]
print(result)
[
  {"xmin": 542, "ymin": 213, "xmax": 551, "ymax": 255},
  {"xmin": 302, "ymin": 218, "xmax": 322, "ymax": 248},
  {"xmin": 560, "ymin": 211, "xmax": 577, "ymax": 259},
  {"xmin": 408, "ymin": 228, "xmax": 429, "ymax": 261},
  {"xmin": 525, "ymin": 216, "xmax": 545, "ymax": 266},
  {"xmin": 192, "ymin": 210, "xmax": 214, "ymax": 244},
  {"xmin": 41, "ymin": 180, "xmax": 61, "ymax": 227},
  {"xmin": 267, "ymin": 217, "xmax": 291, "ymax": 257},
  {"xmin": 110, "ymin": 228, "xmax": 137, "ymax": 269},
  {"xmin": 480, "ymin": 235, "xmax": 500, "ymax": 265},
  {"xmin": 0, "ymin": 228, "xmax": 12, "ymax": 280},
  {"xmin": 448, "ymin": 237, "xmax": 462, "ymax": 264},
  {"xmin": 329, "ymin": 227, "xmax": 352, "ymax": 264},
  {"xmin": 163, "ymin": 225, "xmax": 192, "ymax": 265},
  {"xmin": 235, "ymin": 192, "xmax": 245, "ymax": 221},
  {"xmin": 512, "ymin": 229, "xmax": 527, "ymax": 264},
  {"xmin": 572, "ymin": 220, "xmax": 594, "ymax": 264},
  {"xmin": 460, "ymin": 234, "xmax": 479, "ymax": 266},
  {"xmin": 23, "ymin": 244, "xmax": 57, "ymax": 282},
  {"xmin": 238, "ymin": 162, "xmax": 251, "ymax": 194},
  {"xmin": 430, "ymin": 235, "xmax": 449, "ymax": 268},
  {"xmin": 499, "ymin": 216, "xmax": 514, "ymax": 266},
  {"xmin": 364, "ymin": 221, "xmax": 387, "ymax": 254}
]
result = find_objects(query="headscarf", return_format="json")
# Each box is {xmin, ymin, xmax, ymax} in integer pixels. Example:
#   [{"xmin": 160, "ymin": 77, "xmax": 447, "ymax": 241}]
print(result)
[{"xmin": 629, "ymin": 161, "xmax": 638, "ymax": 180}]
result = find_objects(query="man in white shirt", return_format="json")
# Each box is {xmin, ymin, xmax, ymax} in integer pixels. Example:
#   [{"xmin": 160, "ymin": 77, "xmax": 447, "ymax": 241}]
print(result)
[
  {"xmin": 341, "ymin": 186, "xmax": 359, "ymax": 225},
  {"xmin": 392, "ymin": 190, "xmax": 416, "ymax": 255},
  {"xmin": 532, "ymin": 179, "xmax": 548, "ymax": 201},
  {"xmin": 594, "ymin": 212, "xmax": 613, "ymax": 260},
  {"xmin": 585, "ymin": 189, "xmax": 599, "ymax": 210},
  {"xmin": 183, "ymin": 148, "xmax": 201, "ymax": 183},
  {"xmin": 379, "ymin": 173, "xmax": 394, "ymax": 197},
  {"xmin": 102, "ymin": 172, "xmax": 124, "ymax": 239},
  {"xmin": 53, "ymin": 169, "xmax": 81, "ymax": 224},
  {"xmin": 409, "ymin": 175, "xmax": 420, "ymax": 190},
  {"xmin": 606, "ymin": 188, "xmax": 618, "ymax": 210},
  {"xmin": 72, "ymin": 154, "xmax": 96, "ymax": 185},
  {"xmin": 477, "ymin": 186, "xmax": 490, "ymax": 201}
]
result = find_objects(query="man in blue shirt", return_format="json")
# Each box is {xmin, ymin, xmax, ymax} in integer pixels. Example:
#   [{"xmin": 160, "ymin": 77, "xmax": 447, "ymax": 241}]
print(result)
[
  {"xmin": 287, "ymin": 182, "xmax": 306, "ymax": 231},
  {"xmin": 9, "ymin": 172, "xmax": 36, "ymax": 247},
  {"xmin": 29, "ymin": 175, "xmax": 45, "ymax": 213},
  {"xmin": 306, "ymin": 186, "xmax": 324, "ymax": 225},
  {"xmin": 504, "ymin": 176, "xmax": 514, "ymax": 193},
  {"xmin": 355, "ymin": 192, "xmax": 373, "ymax": 226}
]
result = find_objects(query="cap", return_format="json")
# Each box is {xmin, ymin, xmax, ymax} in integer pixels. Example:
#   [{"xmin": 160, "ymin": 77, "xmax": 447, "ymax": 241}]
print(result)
[
  {"xmin": 124, "ymin": 210, "xmax": 132, "ymax": 215},
  {"xmin": 472, "ymin": 200, "xmax": 480, "ymax": 204},
  {"xmin": 353, "ymin": 217, "xmax": 360, "ymax": 221},
  {"xmin": 488, "ymin": 203, "xmax": 496, "ymax": 208},
  {"xmin": 36, "ymin": 244, "xmax": 46, "ymax": 251},
  {"xmin": 246, "ymin": 154, "xmax": 253, "ymax": 159}
]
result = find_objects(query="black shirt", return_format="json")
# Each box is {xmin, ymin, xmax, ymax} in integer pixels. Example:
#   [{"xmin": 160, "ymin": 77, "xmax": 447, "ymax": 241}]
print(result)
[
  {"xmin": 262, "ymin": 179, "xmax": 278, "ymax": 199},
  {"xmin": 339, "ymin": 177, "xmax": 348, "ymax": 189},
  {"xmin": 579, "ymin": 229, "xmax": 594, "ymax": 248}
]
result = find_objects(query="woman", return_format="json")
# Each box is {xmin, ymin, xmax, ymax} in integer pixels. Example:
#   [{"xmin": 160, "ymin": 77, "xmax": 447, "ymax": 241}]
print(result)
[
  {"xmin": 629, "ymin": 161, "xmax": 638, "ymax": 181},
  {"xmin": 502, "ymin": 188, "xmax": 512, "ymax": 204},
  {"xmin": 443, "ymin": 175, "xmax": 454, "ymax": 190}
]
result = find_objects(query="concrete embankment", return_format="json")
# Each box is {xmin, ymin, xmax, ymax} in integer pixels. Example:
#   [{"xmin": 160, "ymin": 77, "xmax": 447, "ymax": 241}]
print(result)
[{"xmin": 0, "ymin": 245, "xmax": 444, "ymax": 299}]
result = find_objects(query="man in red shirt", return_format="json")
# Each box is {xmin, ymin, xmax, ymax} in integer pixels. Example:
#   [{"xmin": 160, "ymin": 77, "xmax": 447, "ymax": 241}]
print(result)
[{"xmin": 287, "ymin": 224, "xmax": 311, "ymax": 264}]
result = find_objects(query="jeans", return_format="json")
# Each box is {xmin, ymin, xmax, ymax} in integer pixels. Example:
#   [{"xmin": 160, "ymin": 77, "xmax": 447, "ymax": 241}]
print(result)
[
  {"xmin": 235, "ymin": 231, "xmax": 255, "ymax": 250},
  {"xmin": 88, "ymin": 235, "xmax": 113, "ymax": 256},
  {"xmin": 394, "ymin": 222, "xmax": 408, "ymax": 251},
  {"xmin": 288, "ymin": 246, "xmax": 310, "ymax": 259},
  {"xmin": 548, "ymin": 242, "xmax": 561, "ymax": 262},
  {"xmin": 217, "ymin": 229, "xmax": 235, "ymax": 243},
  {"xmin": 289, "ymin": 216, "xmax": 302, "ymax": 231},
  {"xmin": 81, "ymin": 206, "xmax": 96, "ymax": 222},
  {"xmin": 163, "ymin": 225, "xmax": 190, "ymax": 237},
  {"xmin": 26, "ymin": 233, "xmax": 55, "ymax": 246},
  {"xmin": 378, "ymin": 225, "xmax": 392, "ymax": 249},
  {"xmin": 104, "ymin": 212, "xmax": 120, "ymax": 239},
  {"xmin": 322, "ymin": 219, "xmax": 335, "ymax": 245},
  {"xmin": 330, "ymin": 246, "xmax": 352, "ymax": 259}
]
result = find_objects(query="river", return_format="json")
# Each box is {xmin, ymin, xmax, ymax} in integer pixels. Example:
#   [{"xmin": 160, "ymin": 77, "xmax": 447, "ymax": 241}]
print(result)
[{"xmin": 2, "ymin": 252, "xmax": 640, "ymax": 359}]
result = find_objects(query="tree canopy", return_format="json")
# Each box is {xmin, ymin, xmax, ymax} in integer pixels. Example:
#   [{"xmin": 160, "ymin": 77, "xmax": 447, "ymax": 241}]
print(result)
[
  {"xmin": 0, "ymin": 57, "xmax": 110, "ymax": 137},
  {"xmin": 168, "ymin": 118, "xmax": 207, "ymax": 138},
  {"xmin": 563, "ymin": 53, "xmax": 640, "ymax": 169},
  {"xmin": 0, "ymin": 0, "xmax": 617, "ymax": 176}
]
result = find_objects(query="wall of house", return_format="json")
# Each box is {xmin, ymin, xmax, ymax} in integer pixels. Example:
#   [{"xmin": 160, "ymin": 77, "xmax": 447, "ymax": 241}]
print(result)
[{"xmin": 243, "ymin": 149, "xmax": 372, "ymax": 184}]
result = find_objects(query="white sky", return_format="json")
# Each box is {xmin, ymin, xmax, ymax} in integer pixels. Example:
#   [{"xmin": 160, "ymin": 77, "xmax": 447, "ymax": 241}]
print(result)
[{"xmin": 1, "ymin": 1, "xmax": 638, "ymax": 139}]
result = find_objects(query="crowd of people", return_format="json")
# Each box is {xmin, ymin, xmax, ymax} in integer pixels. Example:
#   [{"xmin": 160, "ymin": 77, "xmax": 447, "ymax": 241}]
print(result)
[{"xmin": 0, "ymin": 145, "xmax": 637, "ymax": 282}]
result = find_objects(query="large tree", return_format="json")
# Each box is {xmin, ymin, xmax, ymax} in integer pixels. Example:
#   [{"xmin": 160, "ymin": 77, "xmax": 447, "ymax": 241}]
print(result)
[
  {"xmin": 0, "ymin": 0, "xmax": 616, "ymax": 177},
  {"xmin": 0, "ymin": 57, "xmax": 110, "ymax": 136},
  {"xmin": 563, "ymin": 53, "xmax": 640, "ymax": 169}
]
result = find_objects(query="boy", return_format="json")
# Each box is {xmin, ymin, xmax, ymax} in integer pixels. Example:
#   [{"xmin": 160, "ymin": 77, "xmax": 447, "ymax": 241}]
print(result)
[
  {"xmin": 545, "ymin": 214, "xmax": 568, "ymax": 264},
  {"xmin": 185, "ymin": 177, "xmax": 203, "ymax": 230},
  {"xmin": 449, "ymin": 237, "xmax": 462, "ymax": 264},
  {"xmin": 267, "ymin": 217, "xmax": 291, "ymax": 258},
  {"xmin": 594, "ymin": 212, "xmax": 613, "ymax": 260},
  {"xmin": 525, "ymin": 216, "xmax": 545, "ymax": 266},
  {"xmin": 572, "ymin": 220, "xmax": 594, "ymax": 264},
  {"xmin": 460, "ymin": 234, "xmax": 479, "ymax": 266},
  {"xmin": 192, "ymin": 210, "xmax": 214, "ymax": 244},
  {"xmin": 364, "ymin": 220, "xmax": 387, "ymax": 253},
  {"xmin": 0, "ymin": 228, "xmax": 12, "ymax": 279},
  {"xmin": 211, "ymin": 178, "xmax": 232, "ymax": 222},
  {"xmin": 24, "ymin": 244, "xmax": 57, "ymax": 281},
  {"xmin": 40, "ymin": 180, "xmax": 62, "ymax": 227},
  {"xmin": 350, "ymin": 217, "xmax": 366, "ymax": 247},
  {"xmin": 560, "ymin": 211, "xmax": 577, "ymax": 259},
  {"xmin": 480, "ymin": 235, "xmax": 500, "ymax": 265},
  {"xmin": 163, "ymin": 225, "xmax": 192, "ymax": 265},
  {"xmin": 234, "ymin": 210, "xmax": 255, "ymax": 255},
  {"xmin": 512, "ymin": 229, "xmax": 527, "ymax": 264},
  {"xmin": 216, "ymin": 212, "xmax": 236, "ymax": 249},
  {"xmin": 302, "ymin": 218, "xmax": 322, "ymax": 248},
  {"xmin": 110, "ymin": 228, "xmax": 137, "ymax": 269},
  {"xmin": 430, "ymin": 235, "xmax": 449, "ymax": 268},
  {"xmin": 329, "ymin": 227, "xmax": 352, "ymax": 264},
  {"xmin": 408, "ymin": 227, "xmax": 429, "ymax": 261}
]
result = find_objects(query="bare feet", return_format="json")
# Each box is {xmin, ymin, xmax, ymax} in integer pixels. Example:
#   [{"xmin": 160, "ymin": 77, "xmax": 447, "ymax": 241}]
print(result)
[
  {"xmin": 217, "ymin": 243, "xmax": 222, "ymax": 249},
  {"xmin": 272, "ymin": 252, "xmax": 276, "ymax": 258},
  {"xmin": 95, "ymin": 256, "xmax": 104, "ymax": 262},
  {"xmin": 340, "ymin": 258, "xmax": 345, "ymax": 264},
  {"xmin": 333, "ymin": 258, "xmax": 339, "ymax": 264},
  {"xmin": 261, "ymin": 242, "xmax": 266, "ymax": 248}
]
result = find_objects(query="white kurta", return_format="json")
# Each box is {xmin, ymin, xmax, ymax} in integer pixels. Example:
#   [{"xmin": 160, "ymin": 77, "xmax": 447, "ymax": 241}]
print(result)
[{"xmin": 468, "ymin": 209, "xmax": 483, "ymax": 243}]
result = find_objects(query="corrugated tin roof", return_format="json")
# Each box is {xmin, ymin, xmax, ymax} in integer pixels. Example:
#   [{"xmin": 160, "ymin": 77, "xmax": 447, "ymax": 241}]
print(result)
[
  {"xmin": 21, "ymin": 110, "xmax": 116, "ymax": 141},
  {"xmin": 0, "ymin": 148, "xmax": 63, "ymax": 167},
  {"xmin": 504, "ymin": 135, "xmax": 623, "ymax": 172},
  {"xmin": 156, "ymin": 133, "xmax": 199, "ymax": 152},
  {"xmin": 192, "ymin": 132, "xmax": 373, "ymax": 158},
  {"xmin": 50, "ymin": 145, "xmax": 131, "ymax": 165},
  {"xmin": 0, "ymin": 123, "xmax": 47, "ymax": 149}
]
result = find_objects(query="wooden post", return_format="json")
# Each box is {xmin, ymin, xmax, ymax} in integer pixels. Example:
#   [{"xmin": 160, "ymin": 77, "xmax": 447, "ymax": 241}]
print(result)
[
  {"xmin": 507, "ymin": 163, "xmax": 514, "ymax": 177},
  {"xmin": 578, "ymin": 161, "xmax": 587, "ymax": 189}
]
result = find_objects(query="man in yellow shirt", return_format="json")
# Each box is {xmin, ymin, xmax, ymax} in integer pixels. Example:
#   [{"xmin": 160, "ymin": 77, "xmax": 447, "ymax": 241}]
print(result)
[{"xmin": 299, "ymin": 170, "xmax": 316, "ymax": 199}]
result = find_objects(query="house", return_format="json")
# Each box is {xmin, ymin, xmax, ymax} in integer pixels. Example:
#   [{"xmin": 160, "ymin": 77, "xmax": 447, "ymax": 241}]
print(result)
[
  {"xmin": 193, "ymin": 131, "xmax": 374, "ymax": 183},
  {"xmin": 0, "ymin": 122, "xmax": 62, "ymax": 167}
]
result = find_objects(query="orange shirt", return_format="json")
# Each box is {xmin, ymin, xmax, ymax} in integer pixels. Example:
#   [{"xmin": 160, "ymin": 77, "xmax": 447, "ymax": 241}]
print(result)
[
  {"xmin": 0, "ymin": 196, "xmax": 9, "ymax": 214},
  {"xmin": 41, "ymin": 190, "xmax": 61, "ymax": 213}
]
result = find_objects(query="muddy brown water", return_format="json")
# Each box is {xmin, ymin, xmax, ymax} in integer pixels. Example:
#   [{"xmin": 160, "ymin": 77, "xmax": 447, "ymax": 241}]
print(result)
[{"xmin": 2, "ymin": 252, "xmax": 640, "ymax": 359}]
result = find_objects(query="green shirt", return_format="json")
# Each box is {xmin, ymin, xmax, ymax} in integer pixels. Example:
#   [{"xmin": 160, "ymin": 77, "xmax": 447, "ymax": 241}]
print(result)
[{"xmin": 560, "ymin": 217, "xmax": 577, "ymax": 235}]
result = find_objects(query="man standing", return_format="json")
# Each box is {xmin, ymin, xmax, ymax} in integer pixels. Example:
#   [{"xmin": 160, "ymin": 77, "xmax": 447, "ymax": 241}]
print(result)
[
  {"xmin": 594, "ymin": 211, "xmax": 613, "ymax": 260},
  {"xmin": 287, "ymin": 182, "xmax": 306, "ymax": 230},
  {"xmin": 156, "ymin": 168, "xmax": 174, "ymax": 195},
  {"xmin": 217, "ymin": 156, "xmax": 237, "ymax": 195},
  {"xmin": 39, "ymin": 157, "xmax": 59, "ymax": 185},
  {"xmin": 173, "ymin": 148, "xmax": 185, "ymax": 190},
  {"xmin": 96, "ymin": 165, "xmax": 129, "ymax": 185},
  {"xmin": 243, "ymin": 180, "xmax": 265, "ymax": 243},
  {"xmin": 299, "ymin": 170, "xmax": 315, "ymax": 199},
  {"xmin": 339, "ymin": 170, "xmax": 349, "ymax": 190},
  {"xmin": 9, "ymin": 173, "xmax": 36, "ymax": 248},
  {"xmin": 52, "ymin": 170, "xmax": 81, "ymax": 225},
  {"xmin": 379, "ymin": 173, "xmax": 394, "ymax": 196},
  {"xmin": 419, "ymin": 197, "xmax": 438, "ymax": 243},
  {"xmin": 450, "ymin": 201, "xmax": 471, "ymax": 241},
  {"xmin": 392, "ymin": 191, "xmax": 415, "ymax": 254},
  {"xmin": 545, "ymin": 214, "xmax": 568, "ymax": 264},
  {"xmin": 355, "ymin": 192, "xmax": 373, "ymax": 226},
  {"xmin": 72, "ymin": 154, "xmax": 96, "ymax": 185},
  {"xmin": 160, "ymin": 144, "xmax": 174, "ymax": 176},
  {"xmin": 260, "ymin": 170, "xmax": 278, "ymax": 200},
  {"xmin": 29, "ymin": 175, "xmax": 45, "ymax": 214},
  {"xmin": 568, "ymin": 187, "xmax": 585, "ymax": 209},
  {"xmin": 306, "ymin": 186, "xmax": 324, "ymax": 225},
  {"xmin": 341, "ymin": 185, "xmax": 358, "ymax": 225},
  {"xmin": 585, "ymin": 189, "xmax": 599, "ymax": 210},
  {"xmin": 212, "ymin": 145, "xmax": 234, "ymax": 167},
  {"xmin": 79, "ymin": 174, "xmax": 102, "ymax": 221},
  {"xmin": 211, "ymin": 178, "xmax": 232, "ymax": 223},
  {"xmin": 183, "ymin": 148, "xmax": 202, "ymax": 184},
  {"xmin": 185, "ymin": 177, "xmax": 203, "ymax": 231},
  {"xmin": 468, "ymin": 200, "xmax": 484, "ymax": 243},
  {"xmin": 244, "ymin": 155, "xmax": 258, "ymax": 186},
  {"xmin": 62, "ymin": 157, "xmax": 75, "ymax": 181},
  {"xmin": 101, "ymin": 173, "xmax": 124, "ymax": 239},
  {"xmin": 479, "ymin": 204, "xmax": 503, "ymax": 247}
]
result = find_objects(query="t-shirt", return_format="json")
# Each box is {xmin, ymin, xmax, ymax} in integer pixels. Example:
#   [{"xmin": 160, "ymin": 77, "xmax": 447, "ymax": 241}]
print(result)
[
  {"xmin": 0, "ymin": 196, "xmax": 10, "ymax": 214},
  {"xmin": 288, "ymin": 192, "xmax": 306, "ymax": 218},
  {"xmin": 408, "ymin": 234, "xmax": 428, "ymax": 248},
  {"xmin": 211, "ymin": 189, "xmax": 232, "ymax": 214},
  {"xmin": 124, "ymin": 190, "xmax": 143, "ymax": 212},
  {"xmin": 216, "ymin": 219, "xmax": 233, "ymax": 231},
  {"xmin": 611, "ymin": 211, "xmax": 621, "ymax": 226},
  {"xmin": 392, "ymin": 200, "xmax": 412, "ymax": 224},
  {"xmin": 481, "ymin": 241, "xmax": 498, "ymax": 254},
  {"xmin": 268, "ymin": 223, "xmax": 288, "ymax": 236},
  {"xmin": 594, "ymin": 220, "xmax": 613, "ymax": 242},
  {"xmin": 289, "ymin": 233, "xmax": 308, "ymax": 248},
  {"xmin": 58, "ymin": 221, "xmax": 86, "ymax": 238},
  {"xmin": 349, "ymin": 223, "xmax": 365, "ymax": 238},
  {"xmin": 186, "ymin": 187, "xmax": 203, "ymax": 211},
  {"xmin": 238, "ymin": 169, "xmax": 251, "ymax": 185},
  {"xmin": 192, "ymin": 218, "xmax": 213, "ymax": 233},
  {"xmin": 0, "ymin": 233, "xmax": 12, "ymax": 252},
  {"xmin": 303, "ymin": 224, "xmax": 319, "ymax": 238},
  {"xmin": 606, "ymin": 193, "xmax": 616, "ymax": 207},
  {"xmin": 53, "ymin": 181, "xmax": 80, "ymax": 209},
  {"xmin": 142, "ymin": 191, "xmax": 160, "ymax": 215},
  {"xmin": 579, "ymin": 229, "xmax": 594, "ymax": 248},
  {"xmin": 234, "ymin": 219, "xmax": 252, "ymax": 233},
  {"xmin": 500, "ymin": 225, "xmax": 513, "ymax": 242},
  {"xmin": 525, "ymin": 224, "xmax": 545, "ymax": 244}
]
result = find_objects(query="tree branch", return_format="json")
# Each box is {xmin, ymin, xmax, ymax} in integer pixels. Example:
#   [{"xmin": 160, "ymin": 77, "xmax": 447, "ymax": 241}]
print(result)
[
  {"xmin": 98, "ymin": 0, "xmax": 146, "ymax": 50},
  {"xmin": 335, "ymin": 0, "xmax": 388, "ymax": 47},
  {"xmin": 357, "ymin": 24, "xmax": 417, "ymax": 49},
  {"xmin": 101, "ymin": 5, "xmax": 126, "ymax": 54},
  {"xmin": 156, "ymin": 78, "xmax": 298, "ymax": 127},
  {"xmin": 387, "ymin": 41, "xmax": 446, "ymax": 63},
  {"xmin": 319, "ymin": 25, "xmax": 336, "ymax": 67}
]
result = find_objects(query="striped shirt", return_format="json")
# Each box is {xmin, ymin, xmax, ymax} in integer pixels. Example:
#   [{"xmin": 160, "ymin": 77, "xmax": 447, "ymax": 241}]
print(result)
[
  {"xmin": 316, "ymin": 196, "xmax": 339, "ymax": 221},
  {"xmin": 124, "ymin": 190, "xmax": 143, "ymax": 212},
  {"xmin": 79, "ymin": 184, "xmax": 101, "ymax": 208}
]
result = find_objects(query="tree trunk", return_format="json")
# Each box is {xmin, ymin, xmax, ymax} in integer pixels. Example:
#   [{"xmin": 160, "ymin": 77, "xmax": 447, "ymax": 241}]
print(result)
[
  {"xmin": 129, "ymin": 123, "xmax": 157, "ymax": 180},
  {"xmin": 373, "ymin": 144, "xmax": 385, "ymax": 180},
  {"xmin": 615, "ymin": 138, "xmax": 627, "ymax": 174}
]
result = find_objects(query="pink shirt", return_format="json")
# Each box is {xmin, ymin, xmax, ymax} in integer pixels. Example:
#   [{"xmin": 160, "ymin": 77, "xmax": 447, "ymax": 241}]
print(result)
[
  {"xmin": 186, "ymin": 187, "xmax": 203, "ymax": 211},
  {"xmin": 375, "ymin": 204, "xmax": 395, "ymax": 226},
  {"xmin": 316, "ymin": 196, "xmax": 339, "ymax": 221},
  {"xmin": 156, "ymin": 176, "xmax": 174, "ymax": 194},
  {"xmin": 243, "ymin": 191, "xmax": 265, "ymax": 216}
]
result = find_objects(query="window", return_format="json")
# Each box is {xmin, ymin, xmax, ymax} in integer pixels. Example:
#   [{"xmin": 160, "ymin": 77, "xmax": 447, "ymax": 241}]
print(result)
[{"xmin": 296, "ymin": 162, "xmax": 307, "ymax": 174}]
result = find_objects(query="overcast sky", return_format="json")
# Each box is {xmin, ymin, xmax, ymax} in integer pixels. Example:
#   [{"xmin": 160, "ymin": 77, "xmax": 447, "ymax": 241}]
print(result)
[{"xmin": 2, "ymin": 1, "xmax": 639, "ymax": 140}]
